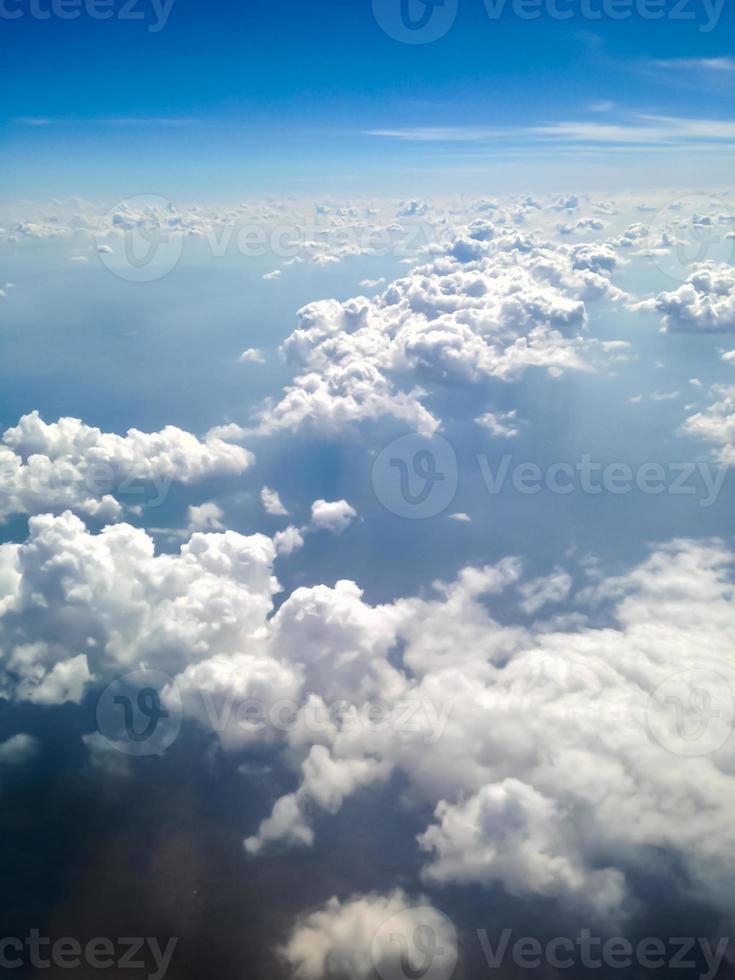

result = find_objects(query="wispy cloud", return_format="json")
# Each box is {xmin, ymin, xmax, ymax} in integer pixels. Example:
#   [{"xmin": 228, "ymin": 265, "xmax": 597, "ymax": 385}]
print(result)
[
  {"xmin": 367, "ymin": 113, "xmax": 735, "ymax": 148},
  {"xmin": 12, "ymin": 116, "xmax": 202, "ymax": 128},
  {"xmin": 651, "ymin": 57, "xmax": 735, "ymax": 72},
  {"xmin": 366, "ymin": 126, "xmax": 506, "ymax": 142}
]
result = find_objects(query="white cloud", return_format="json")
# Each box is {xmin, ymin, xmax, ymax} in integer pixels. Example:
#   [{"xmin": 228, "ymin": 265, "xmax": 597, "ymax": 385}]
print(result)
[
  {"xmin": 242, "ymin": 541, "xmax": 735, "ymax": 924},
  {"xmin": 281, "ymin": 891, "xmax": 456, "ymax": 980},
  {"xmin": 0, "ymin": 412, "xmax": 254, "ymax": 524},
  {"xmin": 682, "ymin": 384, "xmax": 735, "ymax": 464},
  {"xmin": 239, "ymin": 347, "xmax": 266, "ymax": 364},
  {"xmin": 2, "ymin": 512, "xmax": 735, "ymax": 923},
  {"xmin": 639, "ymin": 264, "xmax": 735, "ymax": 333},
  {"xmin": 0, "ymin": 733, "xmax": 39, "ymax": 767},
  {"xmin": 274, "ymin": 525, "xmax": 304, "ymax": 556},
  {"xmin": 187, "ymin": 502, "xmax": 226, "ymax": 532},
  {"xmin": 256, "ymin": 230, "xmax": 627, "ymax": 436},
  {"xmin": 475, "ymin": 409, "xmax": 520, "ymax": 438},
  {"xmin": 518, "ymin": 569, "xmax": 573, "ymax": 614},
  {"xmin": 652, "ymin": 57, "xmax": 735, "ymax": 72},
  {"xmin": 0, "ymin": 512, "xmax": 280, "ymax": 702},
  {"xmin": 310, "ymin": 499, "xmax": 357, "ymax": 534},
  {"xmin": 261, "ymin": 486, "xmax": 289, "ymax": 516}
]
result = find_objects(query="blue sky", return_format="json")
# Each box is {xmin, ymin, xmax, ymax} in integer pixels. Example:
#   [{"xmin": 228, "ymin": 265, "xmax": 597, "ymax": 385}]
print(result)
[
  {"xmin": 3, "ymin": 0, "xmax": 735, "ymax": 197},
  {"xmin": 3, "ymin": 5, "xmax": 735, "ymax": 977}
]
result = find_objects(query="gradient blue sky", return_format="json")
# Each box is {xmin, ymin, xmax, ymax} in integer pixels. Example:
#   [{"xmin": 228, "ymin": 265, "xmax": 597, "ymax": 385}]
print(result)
[{"xmin": 2, "ymin": 0, "xmax": 735, "ymax": 198}]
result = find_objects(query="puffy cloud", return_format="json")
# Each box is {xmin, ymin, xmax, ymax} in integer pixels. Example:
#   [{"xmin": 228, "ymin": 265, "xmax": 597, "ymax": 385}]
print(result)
[
  {"xmin": 2, "ymin": 463, "xmax": 735, "ymax": 926},
  {"xmin": 682, "ymin": 384, "xmax": 735, "ymax": 464},
  {"xmin": 0, "ymin": 512, "xmax": 279, "ymax": 702},
  {"xmin": 273, "ymin": 525, "xmax": 304, "ymax": 556},
  {"xmin": 309, "ymin": 499, "xmax": 357, "ymax": 534},
  {"xmin": 475, "ymin": 409, "xmax": 520, "ymax": 438},
  {"xmin": 641, "ymin": 263, "xmax": 735, "ymax": 332},
  {"xmin": 518, "ymin": 568, "xmax": 573, "ymax": 614},
  {"xmin": 239, "ymin": 347, "xmax": 266, "ymax": 364},
  {"xmin": 281, "ymin": 891, "xmax": 456, "ymax": 980},
  {"xmin": 187, "ymin": 502, "xmax": 226, "ymax": 532},
  {"xmin": 256, "ymin": 233, "xmax": 628, "ymax": 436},
  {"xmin": 243, "ymin": 541, "xmax": 735, "ymax": 924},
  {"xmin": 0, "ymin": 733, "xmax": 39, "ymax": 767},
  {"xmin": 418, "ymin": 779, "xmax": 626, "ymax": 919},
  {"xmin": 0, "ymin": 412, "xmax": 254, "ymax": 524},
  {"xmin": 261, "ymin": 486, "xmax": 289, "ymax": 516},
  {"xmin": 396, "ymin": 200, "xmax": 429, "ymax": 217}
]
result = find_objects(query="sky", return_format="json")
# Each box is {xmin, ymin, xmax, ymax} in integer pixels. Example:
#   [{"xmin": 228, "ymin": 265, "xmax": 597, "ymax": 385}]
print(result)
[
  {"xmin": 2, "ymin": 4, "xmax": 735, "ymax": 980},
  {"xmin": 2, "ymin": 0, "xmax": 735, "ymax": 196}
]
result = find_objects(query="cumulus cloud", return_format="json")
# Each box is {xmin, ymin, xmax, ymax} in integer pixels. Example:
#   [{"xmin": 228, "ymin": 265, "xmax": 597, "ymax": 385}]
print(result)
[
  {"xmin": 0, "ymin": 512, "xmax": 280, "ymax": 703},
  {"xmin": 517, "ymin": 568, "xmax": 573, "ymax": 614},
  {"xmin": 261, "ymin": 486, "xmax": 289, "ymax": 516},
  {"xmin": 682, "ymin": 384, "xmax": 735, "ymax": 464},
  {"xmin": 0, "ymin": 733, "xmax": 40, "ymax": 767},
  {"xmin": 256, "ymin": 230, "xmax": 628, "ymax": 436},
  {"xmin": 281, "ymin": 891, "xmax": 456, "ymax": 980},
  {"xmin": 2, "ymin": 511, "xmax": 735, "ymax": 924},
  {"xmin": 241, "ymin": 541, "xmax": 735, "ymax": 924},
  {"xmin": 239, "ymin": 347, "xmax": 266, "ymax": 364},
  {"xmin": 475, "ymin": 409, "xmax": 521, "ymax": 438},
  {"xmin": 0, "ymin": 412, "xmax": 254, "ymax": 524},
  {"xmin": 273, "ymin": 525, "xmax": 304, "ymax": 556},
  {"xmin": 187, "ymin": 502, "xmax": 226, "ymax": 532},
  {"xmin": 639, "ymin": 263, "xmax": 735, "ymax": 332},
  {"xmin": 309, "ymin": 499, "xmax": 357, "ymax": 534}
]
